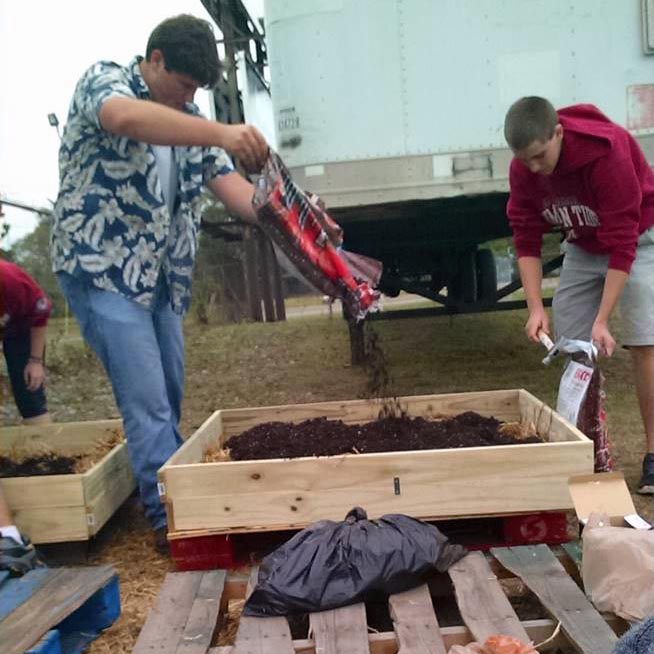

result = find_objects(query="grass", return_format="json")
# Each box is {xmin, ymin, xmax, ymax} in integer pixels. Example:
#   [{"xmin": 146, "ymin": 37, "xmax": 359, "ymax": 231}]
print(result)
[
  {"xmin": 4, "ymin": 306, "xmax": 648, "ymax": 654},
  {"xmin": 3, "ymin": 306, "xmax": 650, "ymax": 519}
]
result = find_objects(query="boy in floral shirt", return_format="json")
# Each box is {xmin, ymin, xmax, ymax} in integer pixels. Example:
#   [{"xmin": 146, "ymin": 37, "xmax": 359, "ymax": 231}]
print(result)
[{"xmin": 51, "ymin": 14, "xmax": 269, "ymax": 552}]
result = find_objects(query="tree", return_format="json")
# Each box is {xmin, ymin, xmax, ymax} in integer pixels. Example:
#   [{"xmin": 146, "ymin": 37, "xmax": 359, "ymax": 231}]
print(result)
[
  {"xmin": 9, "ymin": 213, "xmax": 66, "ymax": 316},
  {"xmin": 192, "ymin": 198, "xmax": 249, "ymax": 324}
]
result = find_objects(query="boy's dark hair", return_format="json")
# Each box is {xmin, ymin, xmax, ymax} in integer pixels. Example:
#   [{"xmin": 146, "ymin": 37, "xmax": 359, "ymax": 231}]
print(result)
[
  {"xmin": 146, "ymin": 14, "xmax": 220, "ymax": 88},
  {"xmin": 504, "ymin": 96, "xmax": 559, "ymax": 150}
]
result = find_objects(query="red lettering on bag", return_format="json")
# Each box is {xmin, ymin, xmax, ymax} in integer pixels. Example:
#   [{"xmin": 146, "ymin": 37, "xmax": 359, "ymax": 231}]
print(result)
[{"xmin": 574, "ymin": 369, "xmax": 592, "ymax": 382}]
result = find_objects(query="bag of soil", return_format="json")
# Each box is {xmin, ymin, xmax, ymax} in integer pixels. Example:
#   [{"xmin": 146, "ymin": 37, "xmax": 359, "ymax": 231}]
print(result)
[
  {"xmin": 543, "ymin": 338, "xmax": 612, "ymax": 472},
  {"xmin": 243, "ymin": 506, "xmax": 467, "ymax": 617},
  {"xmin": 253, "ymin": 151, "xmax": 380, "ymax": 321}
]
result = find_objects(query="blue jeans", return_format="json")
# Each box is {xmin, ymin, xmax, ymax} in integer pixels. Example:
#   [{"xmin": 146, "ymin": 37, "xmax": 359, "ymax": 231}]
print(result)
[
  {"xmin": 57, "ymin": 272, "xmax": 184, "ymax": 530},
  {"xmin": 3, "ymin": 329, "xmax": 48, "ymax": 418}
]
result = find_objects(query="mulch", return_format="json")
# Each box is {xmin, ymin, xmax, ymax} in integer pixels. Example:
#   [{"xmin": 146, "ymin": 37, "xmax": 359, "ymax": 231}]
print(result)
[{"xmin": 227, "ymin": 411, "xmax": 543, "ymax": 461}]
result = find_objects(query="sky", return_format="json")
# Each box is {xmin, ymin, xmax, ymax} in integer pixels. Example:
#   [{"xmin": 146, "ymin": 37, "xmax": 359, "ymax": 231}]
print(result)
[{"xmin": 0, "ymin": 0, "xmax": 263, "ymax": 247}]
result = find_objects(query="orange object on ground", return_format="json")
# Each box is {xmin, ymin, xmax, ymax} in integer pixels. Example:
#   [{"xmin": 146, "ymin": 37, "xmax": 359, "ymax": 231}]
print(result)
[
  {"xmin": 484, "ymin": 634, "xmax": 538, "ymax": 653},
  {"xmin": 448, "ymin": 634, "xmax": 538, "ymax": 654}
]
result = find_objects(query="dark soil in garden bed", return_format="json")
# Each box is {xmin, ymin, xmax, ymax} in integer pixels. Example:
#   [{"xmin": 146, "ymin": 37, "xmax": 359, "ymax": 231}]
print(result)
[
  {"xmin": 0, "ymin": 431, "xmax": 123, "ymax": 477},
  {"xmin": 226, "ymin": 411, "xmax": 543, "ymax": 461},
  {"xmin": 0, "ymin": 453, "xmax": 78, "ymax": 477}
]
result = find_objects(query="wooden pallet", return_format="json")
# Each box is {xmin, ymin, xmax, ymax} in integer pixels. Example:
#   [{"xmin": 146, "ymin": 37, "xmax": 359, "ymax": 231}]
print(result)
[
  {"xmin": 134, "ymin": 545, "xmax": 624, "ymax": 654},
  {"xmin": 0, "ymin": 565, "xmax": 119, "ymax": 654},
  {"xmin": 1, "ymin": 419, "xmax": 135, "ymax": 543},
  {"xmin": 160, "ymin": 390, "xmax": 593, "ymax": 538}
]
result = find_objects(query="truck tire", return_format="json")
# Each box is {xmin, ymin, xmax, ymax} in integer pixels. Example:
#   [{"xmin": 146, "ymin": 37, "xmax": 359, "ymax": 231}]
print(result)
[
  {"xmin": 449, "ymin": 250, "xmax": 477, "ymax": 304},
  {"xmin": 476, "ymin": 249, "xmax": 497, "ymax": 303}
]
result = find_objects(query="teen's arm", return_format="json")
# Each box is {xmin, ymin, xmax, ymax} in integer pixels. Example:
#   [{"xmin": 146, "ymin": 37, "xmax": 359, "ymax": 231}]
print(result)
[
  {"xmin": 517, "ymin": 256, "xmax": 549, "ymax": 342},
  {"xmin": 24, "ymin": 326, "xmax": 47, "ymax": 391},
  {"xmin": 592, "ymin": 269, "xmax": 628, "ymax": 356},
  {"xmin": 99, "ymin": 97, "xmax": 267, "ymax": 172},
  {"xmin": 207, "ymin": 172, "xmax": 258, "ymax": 224}
]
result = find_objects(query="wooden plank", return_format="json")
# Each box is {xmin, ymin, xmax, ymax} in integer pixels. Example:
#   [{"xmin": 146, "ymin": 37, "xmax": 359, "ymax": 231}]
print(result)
[
  {"xmin": 165, "ymin": 411, "xmax": 223, "ymax": 468},
  {"xmin": 165, "ymin": 441, "xmax": 590, "ymax": 532},
  {"xmin": 233, "ymin": 614, "xmax": 295, "ymax": 654},
  {"xmin": 310, "ymin": 603, "xmax": 370, "ymax": 654},
  {"xmin": 1, "ymin": 475, "xmax": 85, "ymax": 510},
  {"xmin": 518, "ymin": 389, "xmax": 589, "ymax": 444},
  {"xmin": 0, "ymin": 565, "xmax": 116, "ymax": 654},
  {"xmin": 210, "ymin": 614, "xmax": 625, "ymax": 653},
  {"xmin": 561, "ymin": 541, "xmax": 583, "ymax": 572},
  {"xmin": 11, "ymin": 505, "xmax": 89, "ymax": 543},
  {"xmin": 0, "ymin": 568, "xmax": 54, "ymax": 622},
  {"xmin": 234, "ymin": 568, "xmax": 294, "ymax": 654},
  {"xmin": 134, "ymin": 572, "xmax": 205, "ymax": 654},
  {"xmin": 388, "ymin": 584, "xmax": 446, "ymax": 654},
  {"xmin": 1, "ymin": 419, "xmax": 123, "ymax": 454},
  {"xmin": 84, "ymin": 443, "xmax": 135, "ymax": 536},
  {"xmin": 448, "ymin": 552, "xmax": 529, "ymax": 643},
  {"xmin": 176, "ymin": 570, "xmax": 226, "ymax": 654},
  {"xmin": 491, "ymin": 545, "xmax": 618, "ymax": 654}
]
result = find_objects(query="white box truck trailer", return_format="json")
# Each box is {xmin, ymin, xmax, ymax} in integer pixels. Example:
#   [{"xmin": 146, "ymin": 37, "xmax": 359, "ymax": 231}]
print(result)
[{"xmin": 263, "ymin": 0, "xmax": 654, "ymax": 311}]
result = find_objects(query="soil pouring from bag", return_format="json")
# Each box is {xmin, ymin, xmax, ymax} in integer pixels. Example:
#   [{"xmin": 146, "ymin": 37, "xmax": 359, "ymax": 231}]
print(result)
[{"xmin": 226, "ymin": 326, "xmax": 542, "ymax": 461}]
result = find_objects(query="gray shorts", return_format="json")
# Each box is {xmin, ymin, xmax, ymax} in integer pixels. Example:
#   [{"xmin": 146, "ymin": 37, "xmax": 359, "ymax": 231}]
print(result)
[{"xmin": 553, "ymin": 227, "xmax": 654, "ymax": 346}]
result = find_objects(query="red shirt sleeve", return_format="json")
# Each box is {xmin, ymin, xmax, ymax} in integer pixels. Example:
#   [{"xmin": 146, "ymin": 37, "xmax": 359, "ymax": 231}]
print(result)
[
  {"xmin": 588, "ymin": 154, "xmax": 642, "ymax": 273},
  {"xmin": 0, "ymin": 261, "xmax": 52, "ymax": 329},
  {"xmin": 506, "ymin": 160, "xmax": 550, "ymax": 258}
]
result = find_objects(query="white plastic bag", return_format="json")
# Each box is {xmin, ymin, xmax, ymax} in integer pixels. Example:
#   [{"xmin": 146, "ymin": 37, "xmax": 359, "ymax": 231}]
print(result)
[{"xmin": 556, "ymin": 360, "xmax": 594, "ymax": 425}]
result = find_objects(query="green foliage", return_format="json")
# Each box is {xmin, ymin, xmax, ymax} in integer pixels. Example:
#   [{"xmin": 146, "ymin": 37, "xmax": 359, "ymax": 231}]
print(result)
[{"xmin": 8, "ymin": 213, "xmax": 66, "ymax": 316}]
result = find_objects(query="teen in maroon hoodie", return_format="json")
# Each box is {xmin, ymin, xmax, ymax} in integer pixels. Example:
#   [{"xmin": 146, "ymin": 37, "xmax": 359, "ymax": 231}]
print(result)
[
  {"xmin": 0, "ymin": 259, "xmax": 52, "ymax": 423},
  {"xmin": 504, "ymin": 97, "xmax": 654, "ymax": 494}
]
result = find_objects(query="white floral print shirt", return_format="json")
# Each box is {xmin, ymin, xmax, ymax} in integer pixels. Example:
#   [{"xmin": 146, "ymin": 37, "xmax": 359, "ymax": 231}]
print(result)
[{"xmin": 51, "ymin": 56, "xmax": 233, "ymax": 313}]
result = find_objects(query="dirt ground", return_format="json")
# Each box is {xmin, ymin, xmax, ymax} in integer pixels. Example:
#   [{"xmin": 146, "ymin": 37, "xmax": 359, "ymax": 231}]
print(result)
[{"xmin": 2, "ymin": 309, "xmax": 652, "ymax": 652}]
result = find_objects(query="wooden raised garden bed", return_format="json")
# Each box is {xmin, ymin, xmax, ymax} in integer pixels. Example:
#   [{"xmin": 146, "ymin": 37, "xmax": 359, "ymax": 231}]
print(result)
[
  {"xmin": 0, "ymin": 419, "xmax": 135, "ymax": 544},
  {"xmin": 160, "ymin": 390, "xmax": 593, "ymax": 538}
]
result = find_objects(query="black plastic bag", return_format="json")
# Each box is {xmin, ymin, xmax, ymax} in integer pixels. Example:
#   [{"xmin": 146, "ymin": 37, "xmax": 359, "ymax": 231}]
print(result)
[{"xmin": 243, "ymin": 507, "xmax": 467, "ymax": 617}]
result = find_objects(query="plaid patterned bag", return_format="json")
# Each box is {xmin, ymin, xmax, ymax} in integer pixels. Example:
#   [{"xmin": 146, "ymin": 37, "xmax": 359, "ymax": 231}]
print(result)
[{"xmin": 253, "ymin": 151, "xmax": 379, "ymax": 321}]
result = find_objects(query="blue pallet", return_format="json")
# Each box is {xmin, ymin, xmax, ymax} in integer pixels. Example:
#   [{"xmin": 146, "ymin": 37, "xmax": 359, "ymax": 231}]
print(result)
[
  {"xmin": 0, "ymin": 568, "xmax": 120, "ymax": 654},
  {"xmin": 26, "ymin": 630, "xmax": 61, "ymax": 654}
]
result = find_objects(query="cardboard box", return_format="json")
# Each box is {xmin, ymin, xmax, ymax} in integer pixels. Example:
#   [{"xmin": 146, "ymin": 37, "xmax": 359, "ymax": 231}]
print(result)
[{"xmin": 568, "ymin": 472, "xmax": 651, "ymax": 529}]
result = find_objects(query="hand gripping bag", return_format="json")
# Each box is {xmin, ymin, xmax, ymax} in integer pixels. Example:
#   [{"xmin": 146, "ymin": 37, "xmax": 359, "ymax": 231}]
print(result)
[{"xmin": 253, "ymin": 151, "xmax": 379, "ymax": 321}]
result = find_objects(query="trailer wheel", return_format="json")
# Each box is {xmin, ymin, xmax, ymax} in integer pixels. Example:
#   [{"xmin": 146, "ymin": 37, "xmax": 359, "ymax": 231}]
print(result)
[
  {"xmin": 449, "ymin": 250, "xmax": 477, "ymax": 304},
  {"xmin": 476, "ymin": 249, "xmax": 497, "ymax": 303}
]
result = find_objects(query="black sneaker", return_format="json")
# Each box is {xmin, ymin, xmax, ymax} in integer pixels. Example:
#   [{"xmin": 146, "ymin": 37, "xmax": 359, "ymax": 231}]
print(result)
[
  {"xmin": 154, "ymin": 527, "xmax": 170, "ymax": 556},
  {"xmin": 0, "ymin": 534, "xmax": 45, "ymax": 576},
  {"xmin": 638, "ymin": 453, "xmax": 654, "ymax": 495}
]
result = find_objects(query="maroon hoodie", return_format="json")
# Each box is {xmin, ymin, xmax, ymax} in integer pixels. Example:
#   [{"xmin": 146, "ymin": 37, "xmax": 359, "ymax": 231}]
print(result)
[
  {"xmin": 0, "ymin": 260, "xmax": 52, "ymax": 335},
  {"xmin": 507, "ymin": 104, "xmax": 654, "ymax": 273}
]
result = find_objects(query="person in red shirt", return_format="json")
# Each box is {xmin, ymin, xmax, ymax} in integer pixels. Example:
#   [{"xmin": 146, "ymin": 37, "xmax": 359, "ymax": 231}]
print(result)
[
  {"xmin": 0, "ymin": 259, "xmax": 52, "ymax": 423},
  {"xmin": 504, "ymin": 96, "xmax": 654, "ymax": 494}
]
